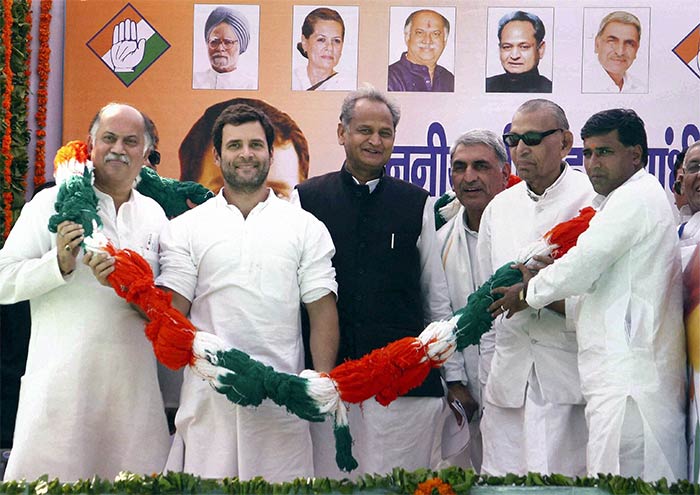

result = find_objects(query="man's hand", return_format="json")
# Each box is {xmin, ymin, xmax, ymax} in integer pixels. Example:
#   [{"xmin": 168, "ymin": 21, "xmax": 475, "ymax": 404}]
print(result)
[
  {"xmin": 56, "ymin": 220, "xmax": 84, "ymax": 276},
  {"xmin": 110, "ymin": 19, "xmax": 146, "ymax": 72},
  {"xmin": 488, "ymin": 262, "xmax": 534, "ymax": 319},
  {"xmin": 83, "ymin": 251, "xmax": 116, "ymax": 287},
  {"xmin": 530, "ymin": 254, "xmax": 554, "ymax": 273},
  {"xmin": 447, "ymin": 382, "xmax": 478, "ymax": 426}
]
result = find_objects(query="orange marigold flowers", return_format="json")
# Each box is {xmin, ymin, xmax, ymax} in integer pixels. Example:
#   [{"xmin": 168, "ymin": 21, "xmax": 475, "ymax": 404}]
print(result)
[{"xmin": 414, "ymin": 478, "xmax": 456, "ymax": 495}]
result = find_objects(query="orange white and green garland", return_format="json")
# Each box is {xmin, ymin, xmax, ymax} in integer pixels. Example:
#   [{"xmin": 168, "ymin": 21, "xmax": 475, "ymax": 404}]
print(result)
[{"xmin": 50, "ymin": 141, "xmax": 596, "ymax": 472}]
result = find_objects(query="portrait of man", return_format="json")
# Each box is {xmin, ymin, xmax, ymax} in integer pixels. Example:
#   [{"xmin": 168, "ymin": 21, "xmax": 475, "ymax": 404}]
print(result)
[
  {"xmin": 192, "ymin": 4, "xmax": 259, "ymax": 90},
  {"xmin": 582, "ymin": 9, "xmax": 650, "ymax": 93},
  {"xmin": 485, "ymin": 9, "xmax": 553, "ymax": 93},
  {"xmin": 179, "ymin": 98, "xmax": 309, "ymax": 199},
  {"xmin": 387, "ymin": 7, "xmax": 455, "ymax": 92}
]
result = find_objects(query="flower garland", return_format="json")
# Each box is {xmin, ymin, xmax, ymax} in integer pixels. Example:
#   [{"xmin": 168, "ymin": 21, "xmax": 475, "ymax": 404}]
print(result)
[
  {"xmin": 2, "ymin": 0, "xmax": 14, "ymax": 239},
  {"xmin": 33, "ymin": 0, "xmax": 51, "ymax": 188},
  {"xmin": 49, "ymin": 141, "xmax": 597, "ymax": 473},
  {"xmin": 414, "ymin": 478, "xmax": 456, "ymax": 495}
]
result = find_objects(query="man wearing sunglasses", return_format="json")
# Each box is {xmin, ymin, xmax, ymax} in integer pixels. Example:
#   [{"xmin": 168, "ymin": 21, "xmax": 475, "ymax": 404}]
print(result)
[
  {"xmin": 496, "ymin": 109, "xmax": 686, "ymax": 482},
  {"xmin": 475, "ymin": 99, "xmax": 594, "ymax": 477},
  {"xmin": 193, "ymin": 6, "xmax": 256, "ymax": 90}
]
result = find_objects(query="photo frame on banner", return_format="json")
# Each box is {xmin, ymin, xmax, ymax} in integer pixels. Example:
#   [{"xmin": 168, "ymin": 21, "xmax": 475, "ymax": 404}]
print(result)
[
  {"xmin": 291, "ymin": 5, "xmax": 359, "ymax": 91},
  {"xmin": 581, "ymin": 7, "xmax": 650, "ymax": 94},
  {"xmin": 192, "ymin": 4, "xmax": 260, "ymax": 90},
  {"xmin": 387, "ymin": 6, "xmax": 456, "ymax": 93},
  {"xmin": 179, "ymin": 98, "xmax": 309, "ymax": 199},
  {"xmin": 485, "ymin": 7, "xmax": 554, "ymax": 93}
]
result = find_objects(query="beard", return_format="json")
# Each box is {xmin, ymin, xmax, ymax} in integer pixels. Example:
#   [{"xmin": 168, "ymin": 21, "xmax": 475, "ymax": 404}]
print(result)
[{"xmin": 221, "ymin": 156, "xmax": 270, "ymax": 194}]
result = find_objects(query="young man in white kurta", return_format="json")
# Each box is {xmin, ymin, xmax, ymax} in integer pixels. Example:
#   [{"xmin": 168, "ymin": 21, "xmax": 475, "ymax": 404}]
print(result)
[
  {"xmin": 156, "ymin": 103, "xmax": 339, "ymax": 482},
  {"xmin": 477, "ymin": 100, "xmax": 594, "ymax": 477},
  {"xmin": 508, "ymin": 109, "xmax": 686, "ymax": 481},
  {"xmin": 0, "ymin": 104, "xmax": 171, "ymax": 481}
]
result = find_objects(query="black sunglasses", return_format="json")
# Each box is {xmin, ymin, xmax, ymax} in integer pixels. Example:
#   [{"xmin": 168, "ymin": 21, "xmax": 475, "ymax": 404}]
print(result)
[{"xmin": 502, "ymin": 128, "xmax": 562, "ymax": 147}]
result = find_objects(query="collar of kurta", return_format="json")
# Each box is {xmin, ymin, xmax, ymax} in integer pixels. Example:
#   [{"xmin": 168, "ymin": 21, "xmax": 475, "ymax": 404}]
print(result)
[
  {"xmin": 340, "ymin": 162, "xmax": 384, "ymax": 194},
  {"xmin": 525, "ymin": 161, "xmax": 568, "ymax": 202},
  {"xmin": 592, "ymin": 167, "xmax": 647, "ymax": 210}
]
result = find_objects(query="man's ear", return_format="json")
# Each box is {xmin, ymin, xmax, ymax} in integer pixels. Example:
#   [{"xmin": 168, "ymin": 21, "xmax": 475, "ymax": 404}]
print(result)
[
  {"xmin": 674, "ymin": 174, "xmax": 684, "ymax": 195},
  {"xmin": 538, "ymin": 41, "xmax": 546, "ymax": 59},
  {"xmin": 337, "ymin": 123, "xmax": 346, "ymax": 145},
  {"xmin": 560, "ymin": 129, "xmax": 574, "ymax": 157},
  {"xmin": 501, "ymin": 162, "xmax": 512, "ymax": 183},
  {"xmin": 631, "ymin": 144, "xmax": 643, "ymax": 168},
  {"xmin": 212, "ymin": 147, "xmax": 222, "ymax": 168}
]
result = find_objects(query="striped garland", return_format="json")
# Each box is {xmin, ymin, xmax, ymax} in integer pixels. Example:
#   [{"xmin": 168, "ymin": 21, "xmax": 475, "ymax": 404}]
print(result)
[{"xmin": 51, "ymin": 141, "xmax": 596, "ymax": 472}]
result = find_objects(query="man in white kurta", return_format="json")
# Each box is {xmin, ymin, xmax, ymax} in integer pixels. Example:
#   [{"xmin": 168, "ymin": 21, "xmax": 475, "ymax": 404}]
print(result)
[
  {"xmin": 436, "ymin": 130, "xmax": 511, "ymax": 471},
  {"xmin": 672, "ymin": 140, "xmax": 700, "ymax": 480},
  {"xmin": 0, "ymin": 104, "xmax": 171, "ymax": 481},
  {"xmin": 506, "ymin": 109, "xmax": 687, "ymax": 481},
  {"xmin": 157, "ymin": 102, "xmax": 339, "ymax": 482},
  {"xmin": 678, "ymin": 142, "xmax": 700, "ymax": 266},
  {"xmin": 477, "ymin": 100, "xmax": 594, "ymax": 477}
]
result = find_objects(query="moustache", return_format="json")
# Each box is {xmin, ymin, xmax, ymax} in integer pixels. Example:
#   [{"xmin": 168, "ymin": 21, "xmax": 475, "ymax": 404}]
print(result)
[{"xmin": 104, "ymin": 153, "xmax": 130, "ymax": 164}]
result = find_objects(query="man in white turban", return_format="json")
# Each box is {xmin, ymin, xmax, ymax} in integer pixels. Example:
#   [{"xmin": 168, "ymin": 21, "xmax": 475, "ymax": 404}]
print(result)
[{"xmin": 194, "ymin": 6, "xmax": 256, "ymax": 90}]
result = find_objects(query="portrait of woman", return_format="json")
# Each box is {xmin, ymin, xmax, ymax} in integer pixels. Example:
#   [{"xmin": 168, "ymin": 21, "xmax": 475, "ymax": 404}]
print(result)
[{"xmin": 292, "ymin": 6, "xmax": 358, "ymax": 91}]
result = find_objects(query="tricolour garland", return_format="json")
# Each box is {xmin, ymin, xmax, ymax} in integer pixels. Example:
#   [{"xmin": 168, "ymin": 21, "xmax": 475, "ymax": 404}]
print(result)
[{"xmin": 51, "ymin": 141, "xmax": 596, "ymax": 472}]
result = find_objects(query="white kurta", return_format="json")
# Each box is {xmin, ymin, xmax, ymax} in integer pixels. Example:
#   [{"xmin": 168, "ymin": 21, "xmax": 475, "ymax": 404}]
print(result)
[
  {"xmin": 0, "ymin": 186, "xmax": 170, "ymax": 482},
  {"xmin": 193, "ymin": 67, "xmax": 257, "ymax": 90},
  {"xmin": 582, "ymin": 60, "xmax": 647, "ymax": 93},
  {"xmin": 476, "ymin": 164, "xmax": 595, "ymax": 476},
  {"xmin": 156, "ymin": 190, "xmax": 337, "ymax": 482},
  {"xmin": 527, "ymin": 169, "xmax": 687, "ymax": 481},
  {"xmin": 679, "ymin": 209, "xmax": 700, "ymax": 267},
  {"xmin": 680, "ymin": 209, "xmax": 700, "ymax": 481},
  {"xmin": 291, "ymin": 66, "xmax": 355, "ymax": 91},
  {"xmin": 436, "ymin": 206, "xmax": 490, "ymax": 471}
]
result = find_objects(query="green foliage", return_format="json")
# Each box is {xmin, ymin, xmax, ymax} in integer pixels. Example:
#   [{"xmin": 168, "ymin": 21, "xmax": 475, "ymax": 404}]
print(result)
[{"xmin": 3, "ymin": 468, "xmax": 696, "ymax": 494}]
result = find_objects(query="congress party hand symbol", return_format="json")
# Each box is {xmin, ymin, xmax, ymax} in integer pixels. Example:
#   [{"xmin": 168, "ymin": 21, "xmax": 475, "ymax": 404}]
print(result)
[{"xmin": 110, "ymin": 19, "xmax": 146, "ymax": 73}]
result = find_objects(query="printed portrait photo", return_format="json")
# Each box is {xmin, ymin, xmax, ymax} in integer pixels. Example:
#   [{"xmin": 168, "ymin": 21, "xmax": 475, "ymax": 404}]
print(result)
[
  {"xmin": 581, "ymin": 7, "xmax": 650, "ymax": 94},
  {"xmin": 192, "ymin": 4, "xmax": 260, "ymax": 90},
  {"xmin": 387, "ymin": 6, "xmax": 456, "ymax": 93},
  {"xmin": 291, "ymin": 5, "xmax": 359, "ymax": 91},
  {"xmin": 485, "ymin": 7, "xmax": 554, "ymax": 93}
]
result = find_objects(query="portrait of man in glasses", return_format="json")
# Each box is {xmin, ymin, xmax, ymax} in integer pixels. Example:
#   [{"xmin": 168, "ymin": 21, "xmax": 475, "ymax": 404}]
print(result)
[{"xmin": 193, "ymin": 5, "xmax": 259, "ymax": 90}]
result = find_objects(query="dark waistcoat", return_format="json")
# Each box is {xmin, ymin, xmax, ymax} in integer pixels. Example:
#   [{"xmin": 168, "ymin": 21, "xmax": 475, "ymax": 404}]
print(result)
[{"xmin": 297, "ymin": 166, "xmax": 443, "ymax": 397}]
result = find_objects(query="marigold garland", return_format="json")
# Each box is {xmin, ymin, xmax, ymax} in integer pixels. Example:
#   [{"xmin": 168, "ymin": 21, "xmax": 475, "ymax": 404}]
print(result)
[
  {"xmin": 33, "ymin": 0, "xmax": 51, "ymax": 188},
  {"xmin": 414, "ymin": 478, "xmax": 456, "ymax": 495},
  {"xmin": 2, "ymin": 0, "xmax": 15, "ymax": 239}
]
